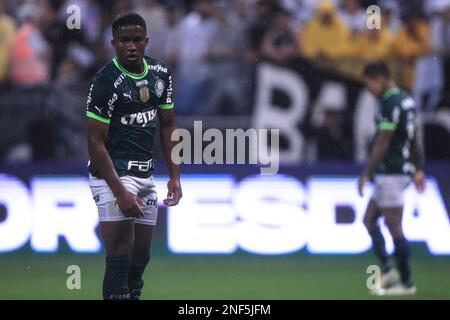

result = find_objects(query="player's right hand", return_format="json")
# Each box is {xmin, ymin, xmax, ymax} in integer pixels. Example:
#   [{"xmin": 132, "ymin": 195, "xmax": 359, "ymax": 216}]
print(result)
[
  {"xmin": 116, "ymin": 191, "xmax": 145, "ymax": 218},
  {"xmin": 358, "ymin": 173, "xmax": 369, "ymax": 197},
  {"xmin": 163, "ymin": 178, "xmax": 182, "ymax": 207},
  {"xmin": 413, "ymin": 170, "xmax": 426, "ymax": 193}
]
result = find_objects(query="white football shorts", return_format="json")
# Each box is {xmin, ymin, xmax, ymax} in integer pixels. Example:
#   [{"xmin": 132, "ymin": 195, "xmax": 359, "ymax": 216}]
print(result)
[
  {"xmin": 372, "ymin": 174, "xmax": 411, "ymax": 208},
  {"xmin": 89, "ymin": 174, "xmax": 158, "ymax": 225}
]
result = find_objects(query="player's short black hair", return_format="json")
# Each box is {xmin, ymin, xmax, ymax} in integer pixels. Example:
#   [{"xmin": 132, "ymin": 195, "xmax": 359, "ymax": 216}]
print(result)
[
  {"xmin": 363, "ymin": 60, "xmax": 391, "ymax": 79},
  {"xmin": 112, "ymin": 12, "xmax": 147, "ymax": 37}
]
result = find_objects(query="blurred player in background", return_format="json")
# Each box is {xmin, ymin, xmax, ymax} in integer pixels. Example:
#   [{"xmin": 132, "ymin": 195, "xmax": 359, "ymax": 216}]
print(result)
[
  {"xmin": 358, "ymin": 61, "xmax": 425, "ymax": 296},
  {"xmin": 86, "ymin": 12, "xmax": 182, "ymax": 300}
]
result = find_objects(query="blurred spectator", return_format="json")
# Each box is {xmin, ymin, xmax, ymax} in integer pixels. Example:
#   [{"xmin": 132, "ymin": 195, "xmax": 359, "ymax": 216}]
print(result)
[
  {"xmin": 299, "ymin": 0, "xmax": 351, "ymax": 67},
  {"xmin": 338, "ymin": 0, "xmax": 366, "ymax": 34},
  {"xmin": 245, "ymin": 0, "xmax": 274, "ymax": 63},
  {"xmin": 305, "ymin": 82, "xmax": 352, "ymax": 161},
  {"xmin": 416, "ymin": 0, "xmax": 450, "ymax": 111},
  {"xmin": 281, "ymin": 0, "xmax": 317, "ymax": 28},
  {"xmin": 379, "ymin": 0, "xmax": 402, "ymax": 34},
  {"xmin": 261, "ymin": 8, "xmax": 297, "ymax": 64},
  {"xmin": 101, "ymin": 0, "xmax": 133, "ymax": 59},
  {"xmin": 169, "ymin": 0, "xmax": 219, "ymax": 115},
  {"xmin": 202, "ymin": 0, "xmax": 249, "ymax": 115},
  {"xmin": 90, "ymin": 6, "xmax": 114, "ymax": 70},
  {"xmin": 354, "ymin": 27, "xmax": 393, "ymax": 61},
  {"xmin": 0, "ymin": 0, "xmax": 15, "ymax": 84},
  {"xmin": 67, "ymin": 0, "xmax": 102, "ymax": 42},
  {"xmin": 9, "ymin": 2, "xmax": 51, "ymax": 87},
  {"xmin": 41, "ymin": 1, "xmax": 91, "ymax": 79},
  {"xmin": 162, "ymin": 4, "xmax": 184, "ymax": 64},
  {"xmin": 42, "ymin": 1, "xmax": 95, "ymax": 87},
  {"xmin": 392, "ymin": 13, "xmax": 431, "ymax": 89},
  {"xmin": 136, "ymin": 0, "xmax": 168, "ymax": 59},
  {"xmin": 55, "ymin": 42, "xmax": 96, "ymax": 88}
]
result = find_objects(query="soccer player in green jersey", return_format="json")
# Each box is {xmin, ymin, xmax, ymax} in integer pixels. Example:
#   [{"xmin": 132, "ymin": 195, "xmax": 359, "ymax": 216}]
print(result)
[
  {"xmin": 86, "ymin": 13, "xmax": 182, "ymax": 300},
  {"xmin": 358, "ymin": 61, "xmax": 426, "ymax": 296}
]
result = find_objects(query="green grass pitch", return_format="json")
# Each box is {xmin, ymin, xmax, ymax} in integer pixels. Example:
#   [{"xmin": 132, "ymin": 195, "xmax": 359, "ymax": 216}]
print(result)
[{"xmin": 0, "ymin": 249, "xmax": 449, "ymax": 300}]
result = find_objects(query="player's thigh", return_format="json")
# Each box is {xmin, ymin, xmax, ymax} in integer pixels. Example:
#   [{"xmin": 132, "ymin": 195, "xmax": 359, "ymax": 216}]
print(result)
[
  {"xmin": 130, "ymin": 175, "xmax": 158, "ymax": 264},
  {"xmin": 100, "ymin": 220, "xmax": 135, "ymax": 255},
  {"xmin": 132, "ymin": 224, "xmax": 154, "ymax": 265},
  {"xmin": 380, "ymin": 207, "xmax": 404, "ymax": 237},
  {"xmin": 363, "ymin": 198, "xmax": 381, "ymax": 229}
]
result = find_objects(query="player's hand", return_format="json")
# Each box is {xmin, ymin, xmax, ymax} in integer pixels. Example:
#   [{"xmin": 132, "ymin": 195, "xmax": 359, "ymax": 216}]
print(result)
[
  {"xmin": 116, "ymin": 191, "xmax": 145, "ymax": 218},
  {"xmin": 163, "ymin": 178, "xmax": 182, "ymax": 206},
  {"xmin": 414, "ymin": 170, "xmax": 426, "ymax": 193},
  {"xmin": 358, "ymin": 173, "xmax": 369, "ymax": 197}
]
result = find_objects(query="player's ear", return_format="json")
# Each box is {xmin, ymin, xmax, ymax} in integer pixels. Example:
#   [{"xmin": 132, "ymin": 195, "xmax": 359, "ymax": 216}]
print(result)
[
  {"xmin": 145, "ymin": 36, "xmax": 149, "ymax": 47},
  {"xmin": 111, "ymin": 37, "xmax": 116, "ymax": 49}
]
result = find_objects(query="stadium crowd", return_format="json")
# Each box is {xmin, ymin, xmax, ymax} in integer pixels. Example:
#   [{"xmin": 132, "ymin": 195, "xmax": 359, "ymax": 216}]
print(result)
[{"xmin": 0, "ymin": 0, "xmax": 449, "ymax": 162}]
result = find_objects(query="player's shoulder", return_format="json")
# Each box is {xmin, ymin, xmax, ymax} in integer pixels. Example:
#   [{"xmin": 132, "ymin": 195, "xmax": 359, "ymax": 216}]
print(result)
[
  {"xmin": 92, "ymin": 60, "xmax": 122, "ymax": 86},
  {"xmin": 390, "ymin": 89, "xmax": 415, "ymax": 109},
  {"xmin": 382, "ymin": 88, "xmax": 410, "ymax": 108},
  {"xmin": 145, "ymin": 56, "xmax": 172, "ymax": 77}
]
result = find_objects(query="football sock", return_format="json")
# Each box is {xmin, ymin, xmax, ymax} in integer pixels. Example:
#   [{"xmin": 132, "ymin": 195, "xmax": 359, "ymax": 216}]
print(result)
[
  {"xmin": 368, "ymin": 226, "xmax": 392, "ymax": 273},
  {"xmin": 128, "ymin": 265, "xmax": 146, "ymax": 300},
  {"xmin": 393, "ymin": 237, "xmax": 413, "ymax": 287},
  {"xmin": 103, "ymin": 254, "xmax": 131, "ymax": 300}
]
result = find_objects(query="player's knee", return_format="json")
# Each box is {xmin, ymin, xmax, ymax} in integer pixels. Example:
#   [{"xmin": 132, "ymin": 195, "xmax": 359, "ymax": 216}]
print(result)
[
  {"xmin": 140, "ymin": 250, "xmax": 151, "ymax": 265},
  {"xmin": 143, "ymin": 253, "xmax": 151, "ymax": 266},
  {"xmin": 391, "ymin": 229, "xmax": 404, "ymax": 239},
  {"xmin": 133, "ymin": 252, "xmax": 150, "ymax": 266},
  {"xmin": 133, "ymin": 243, "xmax": 151, "ymax": 266},
  {"xmin": 385, "ymin": 220, "xmax": 402, "ymax": 238},
  {"xmin": 108, "ymin": 242, "xmax": 133, "ymax": 255}
]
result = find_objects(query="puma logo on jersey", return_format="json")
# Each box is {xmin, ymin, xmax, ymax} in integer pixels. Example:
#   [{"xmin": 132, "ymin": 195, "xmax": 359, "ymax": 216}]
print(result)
[
  {"xmin": 94, "ymin": 106, "xmax": 102, "ymax": 114},
  {"xmin": 121, "ymin": 109, "xmax": 157, "ymax": 127},
  {"xmin": 123, "ymin": 91, "xmax": 132, "ymax": 100}
]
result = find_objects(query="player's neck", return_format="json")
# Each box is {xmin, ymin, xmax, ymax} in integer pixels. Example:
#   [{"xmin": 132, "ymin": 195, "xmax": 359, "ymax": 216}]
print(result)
[{"xmin": 116, "ymin": 57, "xmax": 145, "ymax": 75}]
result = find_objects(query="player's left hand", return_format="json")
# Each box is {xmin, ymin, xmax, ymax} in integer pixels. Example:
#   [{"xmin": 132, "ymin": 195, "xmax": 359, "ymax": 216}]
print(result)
[
  {"xmin": 163, "ymin": 178, "xmax": 182, "ymax": 206},
  {"xmin": 358, "ymin": 173, "xmax": 369, "ymax": 197},
  {"xmin": 413, "ymin": 170, "xmax": 426, "ymax": 193}
]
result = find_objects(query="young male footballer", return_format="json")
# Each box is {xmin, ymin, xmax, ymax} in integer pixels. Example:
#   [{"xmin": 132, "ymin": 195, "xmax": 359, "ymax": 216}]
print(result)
[
  {"xmin": 358, "ymin": 61, "xmax": 425, "ymax": 296},
  {"xmin": 86, "ymin": 12, "xmax": 182, "ymax": 300}
]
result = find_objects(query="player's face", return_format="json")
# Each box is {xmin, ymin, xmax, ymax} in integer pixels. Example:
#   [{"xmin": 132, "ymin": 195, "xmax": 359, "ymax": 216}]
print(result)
[
  {"xmin": 112, "ymin": 25, "xmax": 148, "ymax": 69},
  {"xmin": 364, "ymin": 76, "xmax": 384, "ymax": 97}
]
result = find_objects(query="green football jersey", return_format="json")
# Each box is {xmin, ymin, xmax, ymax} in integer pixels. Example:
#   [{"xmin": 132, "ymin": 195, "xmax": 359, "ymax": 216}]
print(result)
[
  {"xmin": 375, "ymin": 87, "xmax": 417, "ymax": 175},
  {"xmin": 86, "ymin": 56, "xmax": 174, "ymax": 178}
]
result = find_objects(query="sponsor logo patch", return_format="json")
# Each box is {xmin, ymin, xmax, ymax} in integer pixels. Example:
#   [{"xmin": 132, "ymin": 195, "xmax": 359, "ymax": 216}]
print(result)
[{"xmin": 155, "ymin": 79, "xmax": 165, "ymax": 98}]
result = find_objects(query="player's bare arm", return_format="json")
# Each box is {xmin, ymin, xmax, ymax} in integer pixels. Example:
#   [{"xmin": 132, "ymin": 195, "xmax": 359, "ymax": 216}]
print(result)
[
  {"xmin": 411, "ymin": 129, "xmax": 426, "ymax": 193},
  {"xmin": 358, "ymin": 130, "xmax": 394, "ymax": 197},
  {"xmin": 158, "ymin": 108, "xmax": 182, "ymax": 206},
  {"xmin": 87, "ymin": 118, "xmax": 144, "ymax": 217}
]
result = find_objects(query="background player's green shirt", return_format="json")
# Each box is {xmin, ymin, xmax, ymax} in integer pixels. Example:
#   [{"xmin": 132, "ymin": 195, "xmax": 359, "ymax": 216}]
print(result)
[
  {"xmin": 86, "ymin": 56, "xmax": 174, "ymax": 178},
  {"xmin": 375, "ymin": 87, "xmax": 417, "ymax": 175}
]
